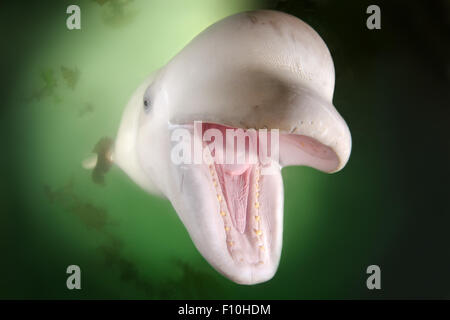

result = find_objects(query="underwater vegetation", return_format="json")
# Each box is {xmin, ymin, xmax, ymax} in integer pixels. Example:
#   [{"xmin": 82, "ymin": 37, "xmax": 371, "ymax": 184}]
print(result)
[
  {"xmin": 93, "ymin": 0, "xmax": 137, "ymax": 28},
  {"xmin": 44, "ymin": 178, "xmax": 110, "ymax": 231},
  {"xmin": 28, "ymin": 69, "xmax": 59, "ymax": 102},
  {"xmin": 29, "ymin": 66, "xmax": 79, "ymax": 102},
  {"xmin": 28, "ymin": 65, "xmax": 96, "ymax": 118},
  {"xmin": 43, "ymin": 178, "xmax": 221, "ymax": 298},
  {"xmin": 78, "ymin": 103, "xmax": 95, "ymax": 118},
  {"xmin": 60, "ymin": 66, "xmax": 80, "ymax": 90}
]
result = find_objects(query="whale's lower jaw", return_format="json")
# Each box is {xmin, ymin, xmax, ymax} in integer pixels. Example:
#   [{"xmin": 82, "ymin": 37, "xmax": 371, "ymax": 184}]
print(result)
[{"xmin": 167, "ymin": 122, "xmax": 284, "ymax": 285}]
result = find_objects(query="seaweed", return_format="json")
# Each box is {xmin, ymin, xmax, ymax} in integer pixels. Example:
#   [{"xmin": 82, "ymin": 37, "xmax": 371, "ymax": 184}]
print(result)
[
  {"xmin": 60, "ymin": 66, "xmax": 80, "ymax": 90},
  {"xmin": 43, "ymin": 178, "xmax": 222, "ymax": 298}
]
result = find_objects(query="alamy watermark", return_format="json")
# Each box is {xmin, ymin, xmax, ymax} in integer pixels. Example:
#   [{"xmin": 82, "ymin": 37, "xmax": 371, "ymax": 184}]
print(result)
[
  {"xmin": 170, "ymin": 121, "xmax": 280, "ymax": 175},
  {"xmin": 366, "ymin": 5, "xmax": 381, "ymax": 30},
  {"xmin": 366, "ymin": 265, "xmax": 381, "ymax": 290},
  {"xmin": 66, "ymin": 265, "xmax": 81, "ymax": 290}
]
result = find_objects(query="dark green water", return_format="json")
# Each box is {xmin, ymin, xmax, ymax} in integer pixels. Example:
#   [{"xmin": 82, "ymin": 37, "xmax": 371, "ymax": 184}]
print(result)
[{"xmin": 1, "ymin": 0, "xmax": 449, "ymax": 299}]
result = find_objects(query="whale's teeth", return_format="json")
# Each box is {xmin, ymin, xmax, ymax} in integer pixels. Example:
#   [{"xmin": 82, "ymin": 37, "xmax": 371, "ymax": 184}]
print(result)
[{"xmin": 204, "ymin": 130, "xmax": 266, "ymax": 264}]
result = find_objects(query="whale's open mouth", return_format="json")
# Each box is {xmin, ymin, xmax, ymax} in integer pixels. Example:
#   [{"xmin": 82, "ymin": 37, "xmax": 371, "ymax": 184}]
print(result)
[
  {"xmin": 166, "ymin": 121, "xmax": 340, "ymax": 284},
  {"xmin": 167, "ymin": 122, "xmax": 283, "ymax": 283},
  {"xmin": 201, "ymin": 123, "xmax": 277, "ymax": 267}
]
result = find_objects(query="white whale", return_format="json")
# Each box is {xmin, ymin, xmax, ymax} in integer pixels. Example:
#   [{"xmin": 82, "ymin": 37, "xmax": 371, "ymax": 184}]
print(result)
[{"xmin": 90, "ymin": 10, "xmax": 351, "ymax": 285}]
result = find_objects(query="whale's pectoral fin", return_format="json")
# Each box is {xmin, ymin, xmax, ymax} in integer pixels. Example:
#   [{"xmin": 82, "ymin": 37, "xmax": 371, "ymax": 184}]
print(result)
[{"xmin": 82, "ymin": 136, "xmax": 114, "ymax": 185}]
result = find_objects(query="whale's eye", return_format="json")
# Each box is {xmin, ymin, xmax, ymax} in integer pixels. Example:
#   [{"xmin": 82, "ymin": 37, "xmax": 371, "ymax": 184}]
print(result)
[
  {"xmin": 143, "ymin": 97, "xmax": 151, "ymax": 113},
  {"xmin": 143, "ymin": 85, "xmax": 153, "ymax": 114}
]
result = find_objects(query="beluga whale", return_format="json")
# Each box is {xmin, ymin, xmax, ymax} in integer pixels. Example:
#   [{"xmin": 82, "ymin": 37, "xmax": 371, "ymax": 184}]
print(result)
[{"xmin": 85, "ymin": 10, "xmax": 351, "ymax": 284}]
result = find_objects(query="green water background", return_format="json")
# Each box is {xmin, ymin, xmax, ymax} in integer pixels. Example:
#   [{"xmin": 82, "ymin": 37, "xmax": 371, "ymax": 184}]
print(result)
[{"xmin": 0, "ymin": 0, "xmax": 449, "ymax": 299}]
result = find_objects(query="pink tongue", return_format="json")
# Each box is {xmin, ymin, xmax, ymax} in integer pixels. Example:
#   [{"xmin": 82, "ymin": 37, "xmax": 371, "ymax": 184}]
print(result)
[
  {"xmin": 217, "ymin": 164, "xmax": 252, "ymax": 234},
  {"xmin": 223, "ymin": 163, "xmax": 250, "ymax": 175},
  {"xmin": 203, "ymin": 123, "xmax": 256, "ymax": 234}
]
